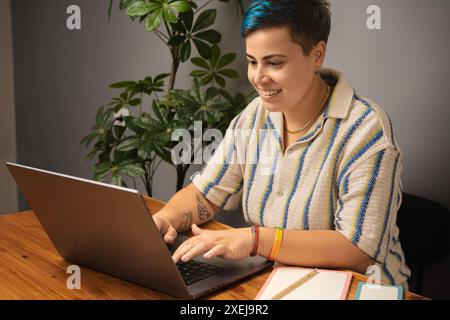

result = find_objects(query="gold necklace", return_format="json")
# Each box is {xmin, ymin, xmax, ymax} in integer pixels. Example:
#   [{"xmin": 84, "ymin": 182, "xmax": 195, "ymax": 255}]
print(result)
[{"xmin": 284, "ymin": 85, "xmax": 330, "ymax": 135}]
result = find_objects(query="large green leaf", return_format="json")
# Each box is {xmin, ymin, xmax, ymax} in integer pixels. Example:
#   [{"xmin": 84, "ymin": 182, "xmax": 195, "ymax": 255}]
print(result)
[
  {"xmin": 129, "ymin": 98, "xmax": 141, "ymax": 106},
  {"xmin": 85, "ymin": 148, "xmax": 98, "ymax": 160},
  {"xmin": 180, "ymin": 40, "xmax": 192, "ymax": 62},
  {"xmin": 218, "ymin": 69, "xmax": 239, "ymax": 78},
  {"xmin": 154, "ymin": 73, "xmax": 170, "ymax": 83},
  {"xmin": 113, "ymin": 125, "xmax": 126, "ymax": 140},
  {"xmin": 152, "ymin": 101, "xmax": 169, "ymax": 126},
  {"xmin": 190, "ymin": 57, "xmax": 209, "ymax": 69},
  {"xmin": 146, "ymin": 8, "xmax": 163, "ymax": 31},
  {"xmin": 192, "ymin": 9, "xmax": 216, "ymax": 33},
  {"xmin": 209, "ymin": 45, "xmax": 221, "ymax": 69},
  {"xmin": 194, "ymin": 30, "xmax": 221, "ymax": 44},
  {"xmin": 216, "ymin": 53, "xmax": 236, "ymax": 70},
  {"xmin": 179, "ymin": 10, "xmax": 193, "ymax": 30},
  {"xmin": 214, "ymin": 74, "xmax": 226, "ymax": 87},
  {"xmin": 127, "ymin": 1, "xmax": 159, "ymax": 16},
  {"xmin": 190, "ymin": 70, "xmax": 209, "ymax": 77},
  {"xmin": 93, "ymin": 162, "xmax": 113, "ymax": 181},
  {"xmin": 192, "ymin": 38, "xmax": 211, "ymax": 59},
  {"xmin": 200, "ymin": 74, "xmax": 213, "ymax": 85},
  {"xmin": 205, "ymin": 87, "xmax": 220, "ymax": 101},
  {"xmin": 95, "ymin": 105, "xmax": 106, "ymax": 126},
  {"xmin": 80, "ymin": 131, "xmax": 99, "ymax": 147},
  {"xmin": 134, "ymin": 114, "xmax": 153, "ymax": 130},
  {"xmin": 111, "ymin": 174, "xmax": 122, "ymax": 186},
  {"xmin": 162, "ymin": 5, "xmax": 177, "ymax": 23},
  {"xmin": 109, "ymin": 81, "xmax": 136, "ymax": 89},
  {"xmin": 189, "ymin": 46, "xmax": 239, "ymax": 88},
  {"xmin": 167, "ymin": 35, "xmax": 186, "ymax": 47},
  {"xmin": 119, "ymin": 0, "xmax": 139, "ymax": 10},
  {"xmin": 94, "ymin": 170, "xmax": 111, "ymax": 182},
  {"xmin": 116, "ymin": 137, "xmax": 140, "ymax": 151},
  {"xmin": 170, "ymin": 1, "xmax": 191, "ymax": 13},
  {"xmin": 120, "ymin": 163, "xmax": 146, "ymax": 177}
]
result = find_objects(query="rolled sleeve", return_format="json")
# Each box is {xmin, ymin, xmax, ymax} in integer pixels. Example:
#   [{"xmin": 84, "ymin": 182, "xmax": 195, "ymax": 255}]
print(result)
[
  {"xmin": 334, "ymin": 147, "xmax": 402, "ymax": 264},
  {"xmin": 191, "ymin": 115, "xmax": 244, "ymax": 211}
]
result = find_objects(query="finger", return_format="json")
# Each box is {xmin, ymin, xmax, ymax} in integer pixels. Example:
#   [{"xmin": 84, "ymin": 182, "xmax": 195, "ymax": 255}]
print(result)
[
  {"xmin": 174, "ymin": 236, "xmax": 193, "ymax": 252},
  {"xmin": 164, "ymin": 224, "xmax": 177, "ymax": 244},
  {"xmin": 153, "ymin": 216, "xmax": 167, "ymax": 233},
  {"xmin": 191, "ymin": 224, "xmax": 203, "ymax": 236},
  {"xmin": 203, "ymin": 244, "xmax": 226, "ymax": 259},
  {"xmin": 172, "ymin": 240, "xmax": 197, "ymax": 264},
  {"xmin": 181, "ymin": 242, "xmax": 208, "ymax": 262}
]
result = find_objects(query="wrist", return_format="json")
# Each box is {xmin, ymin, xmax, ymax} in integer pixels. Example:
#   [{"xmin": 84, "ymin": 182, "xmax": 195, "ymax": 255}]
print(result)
[
  {"xmin": 268, "ymin": 227, "xmax": 284, "ymax": 261},
  {"xmin": 250, "ymin": 225, "xmax": 260, "ymax": 256},
  {"xmin": 257, "ymin": 227, "xmax": 276, "ymax": 258}
]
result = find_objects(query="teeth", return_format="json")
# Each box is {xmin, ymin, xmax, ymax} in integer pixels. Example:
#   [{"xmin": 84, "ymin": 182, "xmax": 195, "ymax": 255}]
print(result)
[{"xmin": 262, "ymin": 89, "xmax": 281, "ymax": 96}]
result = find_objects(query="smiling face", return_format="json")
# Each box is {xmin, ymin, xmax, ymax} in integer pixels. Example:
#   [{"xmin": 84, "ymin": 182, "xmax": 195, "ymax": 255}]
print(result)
[{"xmin": 245, "ymin": 26, "xmax": 325, "ymax": 113}]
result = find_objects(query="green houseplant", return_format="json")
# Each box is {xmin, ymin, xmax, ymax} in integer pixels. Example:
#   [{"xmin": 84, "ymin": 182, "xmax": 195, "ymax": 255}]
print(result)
[{"xmin": 80, "ymin": 0, "xmax": 255, "ymax": 196}]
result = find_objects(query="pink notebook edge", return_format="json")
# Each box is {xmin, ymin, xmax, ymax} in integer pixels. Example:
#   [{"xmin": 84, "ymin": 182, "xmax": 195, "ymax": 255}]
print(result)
[{"xmin": 255, "ymin": 266, "xmax": 353, "ymax": 300}]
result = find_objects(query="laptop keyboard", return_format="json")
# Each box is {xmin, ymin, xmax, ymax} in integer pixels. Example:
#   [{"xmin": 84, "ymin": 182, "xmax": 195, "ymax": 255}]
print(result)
[{"xmin": 177, "ymin": 260, "xmax": 225, "ymax": 285}]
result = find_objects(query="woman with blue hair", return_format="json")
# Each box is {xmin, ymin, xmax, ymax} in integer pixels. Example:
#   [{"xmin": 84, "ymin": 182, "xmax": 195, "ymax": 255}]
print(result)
[{"xmin": 155, "ymin": 0, "xmax": 411, "ymax": 290}]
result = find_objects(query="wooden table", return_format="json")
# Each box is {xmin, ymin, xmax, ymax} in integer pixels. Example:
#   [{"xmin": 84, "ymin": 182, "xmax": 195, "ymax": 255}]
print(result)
[{"xmin": 0, "ymin": 196, "xmax": 427, "ymax": 300}]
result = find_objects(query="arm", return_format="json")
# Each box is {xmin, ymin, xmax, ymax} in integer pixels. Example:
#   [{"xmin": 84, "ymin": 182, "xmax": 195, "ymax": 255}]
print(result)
[
  {"xmin": 171, "ymin": 223, "xmax": 373, "ymax": 272},
  {"xmin": 154, "ymin": 183, "xmax": 222, "ymax": 233},
  {"xmin": 257, "ymin": 228, "xmax": 374, "ymax": 274},
  {"xmin": 173, "ymin": 146, "xmax": 398, "ymax": 274}
]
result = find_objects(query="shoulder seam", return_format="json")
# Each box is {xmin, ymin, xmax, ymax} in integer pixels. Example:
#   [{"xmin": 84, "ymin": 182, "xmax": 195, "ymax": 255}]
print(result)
[{"xmin": 352, "ymin": 95, "xmax": 398, "ymax": 151}]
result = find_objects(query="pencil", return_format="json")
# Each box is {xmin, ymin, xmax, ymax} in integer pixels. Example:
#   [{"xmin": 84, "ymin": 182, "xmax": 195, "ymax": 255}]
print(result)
[{"xmin": 271, "ymin": 268, "xmax": 319, "ymax": 300}]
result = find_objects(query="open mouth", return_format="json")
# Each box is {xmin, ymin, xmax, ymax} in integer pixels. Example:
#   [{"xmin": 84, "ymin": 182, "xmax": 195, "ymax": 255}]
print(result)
[{"xmin": 260, "ymin": 89, "xmax": 282, "ymax": 97}]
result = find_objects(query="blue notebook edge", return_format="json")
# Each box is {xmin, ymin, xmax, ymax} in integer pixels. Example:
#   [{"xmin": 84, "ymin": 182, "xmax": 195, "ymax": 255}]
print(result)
[{"xmin": 354, "ymin": 281, "xmax": 403, "ymax": 300}]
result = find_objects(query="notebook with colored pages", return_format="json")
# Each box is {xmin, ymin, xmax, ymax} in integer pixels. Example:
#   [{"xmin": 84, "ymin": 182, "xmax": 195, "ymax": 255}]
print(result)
[
  {"xmin": 354, "ymin": 281, "xmax": 403, "ymax": 300},
  {"xmin": 255, "ymin": 266, "xmax": 353, "ymax": 300}
]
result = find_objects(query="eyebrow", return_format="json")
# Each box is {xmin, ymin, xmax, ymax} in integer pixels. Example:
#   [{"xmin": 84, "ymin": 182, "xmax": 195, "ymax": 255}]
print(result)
[{"xmin": 246, "ymin": 54, "xmax": 288, "ymax": 60}]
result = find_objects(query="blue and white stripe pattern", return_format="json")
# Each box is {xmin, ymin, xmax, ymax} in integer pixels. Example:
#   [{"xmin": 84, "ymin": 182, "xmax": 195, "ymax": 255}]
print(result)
[{"xmin": 192, "ymin": 68, "xmax": 410, "ymax": 287}]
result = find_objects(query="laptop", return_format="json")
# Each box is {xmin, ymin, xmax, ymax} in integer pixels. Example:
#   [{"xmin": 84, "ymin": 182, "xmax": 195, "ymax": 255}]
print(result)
[{"xmin": 6, "ymin": 162, "xmax": 273, "ymax": 299}]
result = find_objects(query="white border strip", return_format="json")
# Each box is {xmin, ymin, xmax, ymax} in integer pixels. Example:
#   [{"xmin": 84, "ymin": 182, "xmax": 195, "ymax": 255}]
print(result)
[{"xmin": 6, "ymin": 162, "xmax": 139, "ymax": 194}]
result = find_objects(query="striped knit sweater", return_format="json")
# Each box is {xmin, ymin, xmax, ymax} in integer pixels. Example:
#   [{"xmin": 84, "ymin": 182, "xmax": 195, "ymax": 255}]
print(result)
[{"xmin": 191, "ymin": 68, "xmax": 411, "ymax": 288}]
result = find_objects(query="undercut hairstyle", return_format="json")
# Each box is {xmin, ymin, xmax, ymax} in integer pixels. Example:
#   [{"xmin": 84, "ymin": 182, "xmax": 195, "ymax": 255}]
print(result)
[{"xmin": 241, "ymin": 0, "xmax": 331, "ymax": 55}]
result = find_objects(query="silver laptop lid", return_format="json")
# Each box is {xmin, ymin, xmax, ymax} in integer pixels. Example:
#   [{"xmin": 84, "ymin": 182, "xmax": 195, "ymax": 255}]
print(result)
[{"xmin": 6, "ymin": 162, "xmax": 190, "ymax": 299}]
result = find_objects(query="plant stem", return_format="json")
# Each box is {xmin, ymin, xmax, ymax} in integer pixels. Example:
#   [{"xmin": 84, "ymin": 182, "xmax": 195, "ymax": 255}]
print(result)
[
  {"xmin": 154, "ymin": 29, "xmax": 169, "ymax": 40},
  {"xmin": 154, "ymin": 33, "xmax": 166, "ymax": 45},
  {"xmin": 140, "ymin": 175, "xmax": 147, "ymax": 191},
  {"xmin": 154, "ymin": 29, "xmax": 169, "ymax": 45},
  {"xmin": 154, "ymin": 158, "xmax": 162, "ymax": 173},
  {"xmin": 176, "ymin": 164, "xmax": 190, "ymax": 191},
  {"xmin": 163, "ymin": 20, "xmax": 173, "ymax": 38},
  {"xmin": 143, "ymin": 162, "xmax": 152, "ymax": 196},
  {"xmin": 168, "ymin": 51, "xmax": 180, "ymax": 91}
]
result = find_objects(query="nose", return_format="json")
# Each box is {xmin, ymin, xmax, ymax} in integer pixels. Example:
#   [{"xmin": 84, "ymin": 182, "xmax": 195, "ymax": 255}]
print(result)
[{"xmin": 253, "ymin": 65, "xmax": 269, "ymax": 86}]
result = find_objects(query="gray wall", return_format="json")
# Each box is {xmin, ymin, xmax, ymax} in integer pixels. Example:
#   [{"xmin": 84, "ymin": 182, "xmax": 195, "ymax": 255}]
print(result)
[
  {"xmin": 9, "ymin": 0, "xmax": 251, "ymax": 218},
  {"xmin": 4, "ymin": 0, "xmax": 450, "ymax": 298},
  {"xmin": 0, "ymin": 0, "xmax": 18, "ymax": 214},
  {"xmin": 327, "ymin": 0, "xmax": 450, "ymax": 211}
]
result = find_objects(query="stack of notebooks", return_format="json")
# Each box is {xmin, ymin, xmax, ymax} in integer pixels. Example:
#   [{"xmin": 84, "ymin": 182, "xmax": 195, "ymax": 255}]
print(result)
[{"xmin": 255, "ymin": 266, "xmax": 403, "ymax": 300}]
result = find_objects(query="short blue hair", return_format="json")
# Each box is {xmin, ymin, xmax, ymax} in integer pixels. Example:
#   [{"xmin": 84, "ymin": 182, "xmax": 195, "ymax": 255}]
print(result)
[{"xmin": 241, "ymin": 0, "xmax": 331, "ymax": 54}]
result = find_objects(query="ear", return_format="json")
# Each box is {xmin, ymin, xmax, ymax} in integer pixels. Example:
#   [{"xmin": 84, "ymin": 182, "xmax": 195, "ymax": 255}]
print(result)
[{"xmin": 312, "ymin": 41, "xmax": 327, "ymax": 70}]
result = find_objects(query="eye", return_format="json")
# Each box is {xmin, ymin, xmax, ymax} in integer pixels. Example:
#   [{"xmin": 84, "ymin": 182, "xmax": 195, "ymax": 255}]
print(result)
[
  {"xmin": 269, "ymin": 61, "xmax": 283, "ymax": 67},
  {"xmin": 247, "ymin": 60, "xmax": 257, "ymax": 66}
]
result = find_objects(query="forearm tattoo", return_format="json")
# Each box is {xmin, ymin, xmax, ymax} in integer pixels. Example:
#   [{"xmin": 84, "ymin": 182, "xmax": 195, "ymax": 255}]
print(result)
[
  {"xmin": 196, "ymin": 194, "xmax": 212, "ymax": 222},
  {"xmin": 177, "ymin": 211, "xmax": 193, "ymax": 232}
]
